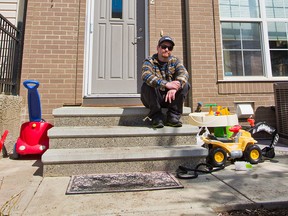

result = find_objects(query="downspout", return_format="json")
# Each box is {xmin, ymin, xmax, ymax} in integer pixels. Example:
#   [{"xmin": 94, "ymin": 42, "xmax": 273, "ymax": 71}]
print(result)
[
  {"xmin": 183, "ymin": 0, "xmax": 192, "ymax": 108},
  {"xmin": 145, "ymin": 0, "xmax": 149, "ymax": 57},
  {"xmin": 14, "ymin": 0, "xmax": 28, "ymax": 95}
]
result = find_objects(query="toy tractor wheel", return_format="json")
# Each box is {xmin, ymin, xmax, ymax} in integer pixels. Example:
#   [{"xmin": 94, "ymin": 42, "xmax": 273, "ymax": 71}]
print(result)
[
  {"xmin": 244, "ymin": 145, "xmax": 262, "ymax": 164},
  {"xmin": 208, "ymin": 147, "xmax": 227, "ymax": 167}
]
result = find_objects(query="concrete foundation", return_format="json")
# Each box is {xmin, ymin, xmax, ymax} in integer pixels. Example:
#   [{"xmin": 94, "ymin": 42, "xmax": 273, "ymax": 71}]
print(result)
[{"xmin": 0, "ymin": 94, "xmax": 23, "ymax": 156}]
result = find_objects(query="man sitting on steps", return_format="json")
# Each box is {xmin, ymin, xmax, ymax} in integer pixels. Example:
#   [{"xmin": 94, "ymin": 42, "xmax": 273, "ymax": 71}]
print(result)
[{"xmin": 141, "ymin": 36, "xmax": 190, "ymax": 128}]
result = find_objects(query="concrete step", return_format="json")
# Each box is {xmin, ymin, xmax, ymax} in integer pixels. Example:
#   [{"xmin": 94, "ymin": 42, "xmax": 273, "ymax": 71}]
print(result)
[
  {"xmin": 53, "ymin": 106, "xmax": 192, "ymax": 127},
  {"xmin": 43, "ymin": 106, "xmax": 205, "ymax": 177},
  {"xmin": 42, "ymin": 145, "xmax": 208, "ymax": 177},
  {"xmin": 48, "ymin": 124, "xmax": 198, "ymax": 149}
]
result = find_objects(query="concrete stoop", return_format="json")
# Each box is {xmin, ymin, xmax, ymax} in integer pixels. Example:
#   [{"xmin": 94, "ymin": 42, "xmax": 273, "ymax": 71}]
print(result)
[
  {"xmin": 52, "ymin": 106, "xmax": 192, "ymax": 127},
  {"xmin": 42, "ymin": 106, "xmax": 208, "ymax": 177}
]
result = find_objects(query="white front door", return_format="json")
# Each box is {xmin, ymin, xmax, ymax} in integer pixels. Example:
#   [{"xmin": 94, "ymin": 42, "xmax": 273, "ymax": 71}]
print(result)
[{"xmin": 85, "ymin": 0, "xmax": 146, "ymax": 97}]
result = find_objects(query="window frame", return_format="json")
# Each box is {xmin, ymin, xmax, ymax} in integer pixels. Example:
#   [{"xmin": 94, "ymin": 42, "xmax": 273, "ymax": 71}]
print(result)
[{"xmin": 219, "ymin": 1, "xmax": 288, "ymax": 82}]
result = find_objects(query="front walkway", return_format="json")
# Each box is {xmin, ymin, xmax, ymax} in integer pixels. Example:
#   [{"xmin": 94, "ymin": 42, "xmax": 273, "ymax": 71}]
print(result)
[{"xmin": 1, "ymin": 145, "xmax": 288, "ymax": 215}]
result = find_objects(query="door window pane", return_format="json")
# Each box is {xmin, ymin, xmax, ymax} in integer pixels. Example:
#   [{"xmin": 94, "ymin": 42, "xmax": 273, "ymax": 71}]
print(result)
[
  {"xmin": 112, "ymin": 0, "xmax": 123, "ymax": 19},
  {"xmin": 219, "ymin": 0, "xmax": 260, "ymax": 18}
]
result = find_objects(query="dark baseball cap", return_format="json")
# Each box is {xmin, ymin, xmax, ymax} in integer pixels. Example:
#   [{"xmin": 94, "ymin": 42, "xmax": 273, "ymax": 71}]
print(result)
[{"xmin": 158, "ymin": 36, "xmax": 175, "ymax": 46}]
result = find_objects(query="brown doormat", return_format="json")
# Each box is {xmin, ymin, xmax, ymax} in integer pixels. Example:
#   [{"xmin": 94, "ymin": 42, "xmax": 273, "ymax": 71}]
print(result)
[{"xmin": 66, "ymin": 171, "xmax": 183, "ymax": 194}]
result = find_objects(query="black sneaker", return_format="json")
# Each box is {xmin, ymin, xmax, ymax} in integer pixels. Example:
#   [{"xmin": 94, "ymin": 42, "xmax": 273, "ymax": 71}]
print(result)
[
  {"xmin": 166, "ymin": 116, "xmax": 182, "ymax": 127},
  {"xmin": 152, "ymin": 116, "xmax": 164, "ymax": 128}
]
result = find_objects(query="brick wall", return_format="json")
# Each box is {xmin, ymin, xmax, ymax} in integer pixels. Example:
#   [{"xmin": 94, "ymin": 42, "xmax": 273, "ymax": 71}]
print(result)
[
  {"xmin": 148, "ymin": 0, "xmax": 184, "ymax": 60},
  {"xmin": 21, "ymin": 0, "xmax": 85, "ymax": 123},
  {"xmin": 20, "ymin": 0, "xmax": 276, "ymax": 124}
]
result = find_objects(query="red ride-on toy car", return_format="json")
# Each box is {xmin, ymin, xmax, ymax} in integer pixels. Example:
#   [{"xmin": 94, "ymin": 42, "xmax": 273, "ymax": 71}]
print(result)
[
  {"xmin": 13, "ymin": 80, "xmax": 53, "ymax": 159},
  {"xmin": 13, "ymin": 122, "xmax": 53, "ymax": 158}
]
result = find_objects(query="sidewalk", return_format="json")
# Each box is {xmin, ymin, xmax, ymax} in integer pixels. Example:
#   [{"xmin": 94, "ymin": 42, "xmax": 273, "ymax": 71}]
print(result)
[{"xmin": 1, "ymin": 144, "xmax": 288, "ymax": 216}]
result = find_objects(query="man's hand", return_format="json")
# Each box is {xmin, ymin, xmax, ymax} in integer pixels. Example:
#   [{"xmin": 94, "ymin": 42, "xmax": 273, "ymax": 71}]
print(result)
[
  {"xmin": 165, "ymin": 89, "xmax": 177, "ymax": 103},
  {"xmin": 165, "ymin": 81, "xmax": 181, "ymax": 103},
  {"xmin": 165, "ymin": 81, "xmax": 181, "ymax": 91}
]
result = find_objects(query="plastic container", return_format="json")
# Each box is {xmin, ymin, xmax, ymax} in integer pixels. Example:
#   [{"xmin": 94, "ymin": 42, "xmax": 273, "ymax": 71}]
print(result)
[{"xmin": 235, "ymin": 161, "xmax": 252, "ymax": 171}]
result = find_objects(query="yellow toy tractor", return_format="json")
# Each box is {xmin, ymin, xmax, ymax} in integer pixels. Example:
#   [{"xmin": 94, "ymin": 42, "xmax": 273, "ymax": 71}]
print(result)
[{"xmin": 201, "ymin": 125, "xmax": 262, "ymax": 167}]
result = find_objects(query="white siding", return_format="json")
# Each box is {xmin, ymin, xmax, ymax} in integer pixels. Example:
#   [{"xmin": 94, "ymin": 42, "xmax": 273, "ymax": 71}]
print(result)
[{"xmin": 0, "ymin": 0, "xmax": 19, "ymax": 25}]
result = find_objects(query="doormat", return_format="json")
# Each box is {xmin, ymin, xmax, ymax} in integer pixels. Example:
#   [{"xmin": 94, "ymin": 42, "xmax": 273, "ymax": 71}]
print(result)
[{"xmin": 66, "ymin": 171, "xmax": 183, "ymax": 194}]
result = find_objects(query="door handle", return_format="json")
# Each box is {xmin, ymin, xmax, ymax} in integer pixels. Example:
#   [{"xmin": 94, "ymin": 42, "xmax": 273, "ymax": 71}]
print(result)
[{"xmin": 132, "ymin": 36, "xmax": 143, "ymax": 45}]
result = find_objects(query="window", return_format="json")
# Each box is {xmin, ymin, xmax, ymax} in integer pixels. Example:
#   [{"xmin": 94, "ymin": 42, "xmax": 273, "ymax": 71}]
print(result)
[
  {"xmin": 219, "ymin": 0, "xmax": 288, "ymax": 79},
  {"xmin": 112, "ymin": 0, "xmax": 123, "ymax": 19},
  {"xmin": 222, "ymin": 22, "xmax": 263, "ymax": 76}
]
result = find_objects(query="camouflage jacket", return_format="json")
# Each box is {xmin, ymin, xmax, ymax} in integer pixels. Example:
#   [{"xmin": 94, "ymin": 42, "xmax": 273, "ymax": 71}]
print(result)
[{"xmin": 141, "ymin": 54, "xmax": 189, "ymax": 91}]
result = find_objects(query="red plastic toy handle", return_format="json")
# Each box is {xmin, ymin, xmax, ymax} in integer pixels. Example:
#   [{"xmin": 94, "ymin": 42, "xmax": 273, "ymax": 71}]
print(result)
[{"xmin": 0, "ymin": 130, "xmax": 9, "ymax": 151}]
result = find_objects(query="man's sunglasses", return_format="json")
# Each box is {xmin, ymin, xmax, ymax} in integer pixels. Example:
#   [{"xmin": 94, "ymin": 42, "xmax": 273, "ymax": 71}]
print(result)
[{"xmin": 160, "ymin": 44, "xmax": 173, "ymax": 51}]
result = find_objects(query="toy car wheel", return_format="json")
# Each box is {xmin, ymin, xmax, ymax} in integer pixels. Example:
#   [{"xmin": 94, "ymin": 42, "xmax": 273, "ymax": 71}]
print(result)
[
  {"xmin": 12, "ymin": 144, "xmax": 19, "ymax": 160},
  {"xmin": 244, "ymin": 145, "xmax": 262, "ymax": 164},
  {"xmin": 1, "ymin": 145, "xmax": 8, "ymax": 158},
  {"xmin": 208, "ymin": 147, "xmax": 227, "ymax": 167}
]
